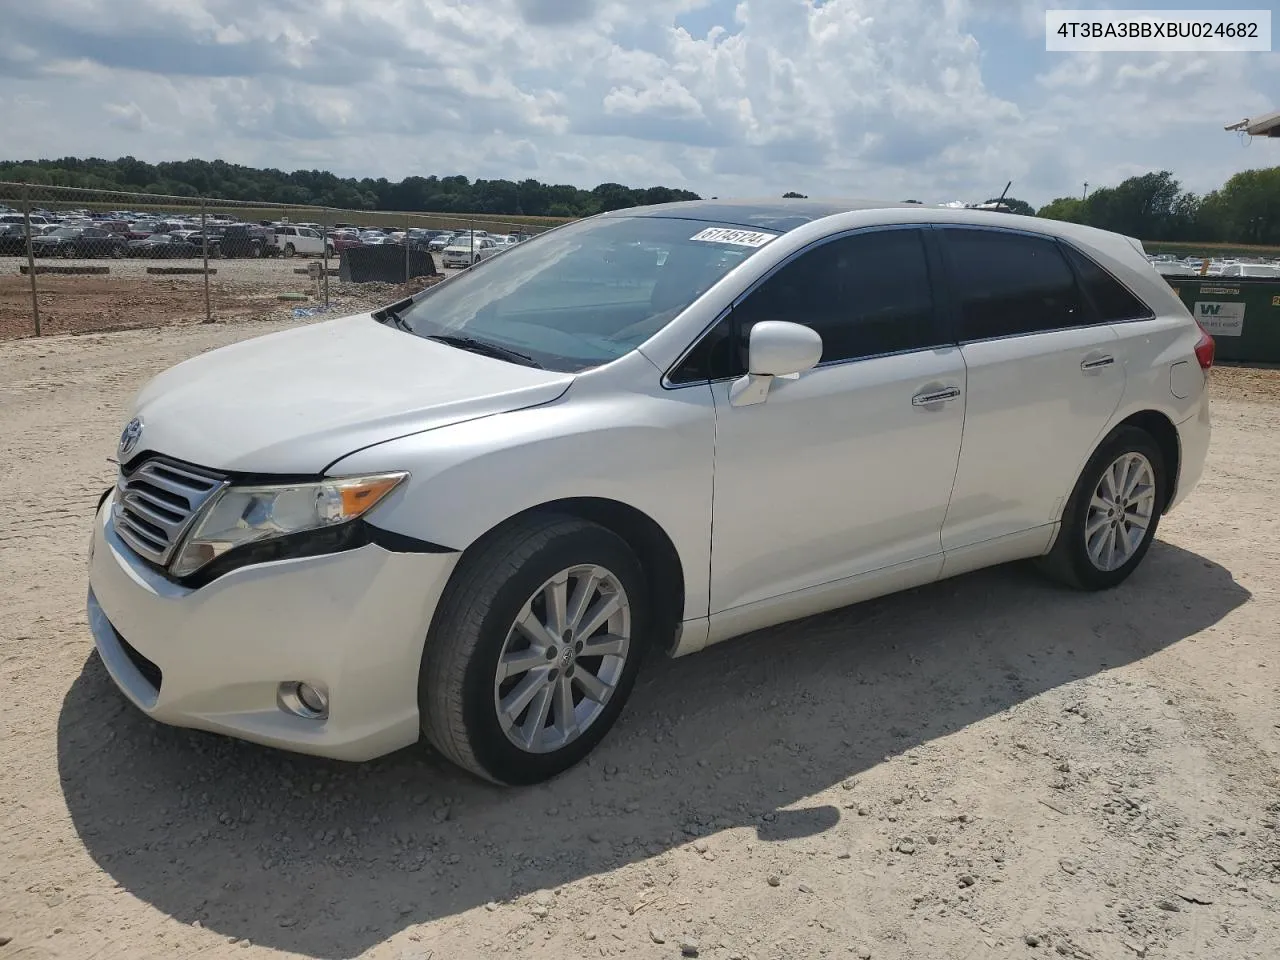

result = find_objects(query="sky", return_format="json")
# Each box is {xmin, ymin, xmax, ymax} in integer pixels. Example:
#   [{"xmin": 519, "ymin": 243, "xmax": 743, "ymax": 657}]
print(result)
[{"xmin": 0, "ymin": 0, "xmax": 1278, "ymax": 208}]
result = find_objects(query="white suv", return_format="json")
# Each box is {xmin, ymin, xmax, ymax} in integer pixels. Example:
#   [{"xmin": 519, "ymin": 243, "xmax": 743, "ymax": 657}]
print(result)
[{"xmin": 87, "ymin": 200, "xmax": 1213, "ymax": 785}]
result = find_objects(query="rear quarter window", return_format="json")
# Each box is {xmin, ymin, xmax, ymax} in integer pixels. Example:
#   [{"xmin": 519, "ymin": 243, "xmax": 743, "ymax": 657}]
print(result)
[{"xmin": 1062, "ymin": 244, "xmax": 1154, "ymax": 322}]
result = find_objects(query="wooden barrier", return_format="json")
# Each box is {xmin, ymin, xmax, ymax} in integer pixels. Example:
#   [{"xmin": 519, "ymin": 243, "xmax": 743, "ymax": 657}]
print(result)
[{"xmin": 20, "ymin": 265, "xmax": 109, "ymax": 276}]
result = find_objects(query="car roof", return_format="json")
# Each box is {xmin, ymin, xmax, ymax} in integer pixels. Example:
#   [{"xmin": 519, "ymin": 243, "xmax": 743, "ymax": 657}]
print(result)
[{"xmin": 602, "ymin": 198, "xmax": 920, "ymax": 232}]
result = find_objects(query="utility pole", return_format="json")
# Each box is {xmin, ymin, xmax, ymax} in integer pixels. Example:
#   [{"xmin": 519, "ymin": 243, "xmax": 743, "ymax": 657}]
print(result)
[{"xmin": 1082, "ymin": 181, "xmax": 1089, "ymax": 200}]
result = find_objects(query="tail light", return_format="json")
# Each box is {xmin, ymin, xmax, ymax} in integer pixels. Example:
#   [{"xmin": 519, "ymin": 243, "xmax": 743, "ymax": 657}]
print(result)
[{"xmin": 1193, "ymin": 319, "xmax": 1215, "ymax": 371}]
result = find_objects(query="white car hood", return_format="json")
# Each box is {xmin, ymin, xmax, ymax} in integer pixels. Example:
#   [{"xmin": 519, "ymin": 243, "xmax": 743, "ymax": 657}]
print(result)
[{"xmin": 129, "ymin": 313, "xmax": 573, "ymax": 473}]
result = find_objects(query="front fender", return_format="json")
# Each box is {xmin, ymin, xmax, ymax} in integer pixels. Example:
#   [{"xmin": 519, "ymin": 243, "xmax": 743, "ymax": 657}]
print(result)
[{"xmin": 327, "ymin": 382, "xmax": 717, "ymax": 623}]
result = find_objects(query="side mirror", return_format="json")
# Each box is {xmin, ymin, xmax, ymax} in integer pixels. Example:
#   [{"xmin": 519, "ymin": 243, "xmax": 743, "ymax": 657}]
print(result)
[{"xmin": 730, "ymin": 321, "xmax": 823, "ymax": 407}]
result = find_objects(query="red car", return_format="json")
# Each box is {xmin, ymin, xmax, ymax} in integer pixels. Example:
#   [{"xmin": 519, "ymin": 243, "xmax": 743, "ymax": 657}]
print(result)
[{"xmin": 326, "ymin": 229, "xmax": 362, "ymax": 256}]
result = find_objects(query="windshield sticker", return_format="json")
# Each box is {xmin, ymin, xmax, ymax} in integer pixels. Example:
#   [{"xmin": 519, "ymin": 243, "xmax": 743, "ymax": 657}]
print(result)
[{"xmin": 689, "ymin": 227, "xmax": 777, "ymax": 248}]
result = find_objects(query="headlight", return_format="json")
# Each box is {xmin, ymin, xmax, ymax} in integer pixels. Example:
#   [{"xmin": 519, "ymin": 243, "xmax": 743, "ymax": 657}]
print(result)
[{"xmin": 170, "ymin": 472, "xmax": 407, "ymax": 577}]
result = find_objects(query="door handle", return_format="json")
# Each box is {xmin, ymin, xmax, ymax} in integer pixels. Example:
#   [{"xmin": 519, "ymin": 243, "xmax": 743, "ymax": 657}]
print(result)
[
  {"xmin": 912, "ymin": 386, "xmax": 961, "ymax": 406},
  {"xmin": 1081, "ymin": 355, "xmax": 1115, "ymax": 372}
]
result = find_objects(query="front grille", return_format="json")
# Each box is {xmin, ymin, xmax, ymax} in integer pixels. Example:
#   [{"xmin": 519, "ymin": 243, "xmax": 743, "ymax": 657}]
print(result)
[{"xmin": 112, "ymin": 457, "xmax": 228, "ymax": 567}]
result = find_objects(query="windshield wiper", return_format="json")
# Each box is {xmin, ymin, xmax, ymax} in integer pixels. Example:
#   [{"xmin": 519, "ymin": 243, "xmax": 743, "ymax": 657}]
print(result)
[{"xmin": 425, "ymin": 334, "xmax": 543, "ymax": 369}]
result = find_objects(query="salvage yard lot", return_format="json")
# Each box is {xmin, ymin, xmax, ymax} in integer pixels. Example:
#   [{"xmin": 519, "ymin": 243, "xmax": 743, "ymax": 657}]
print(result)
[
  {"xmin": 0, "ymin": 257, "xmax": 462, "ymax": 338},
  {"xmin": 1, "ymin": 321, "xmax": 1277, "ymax": 960}
]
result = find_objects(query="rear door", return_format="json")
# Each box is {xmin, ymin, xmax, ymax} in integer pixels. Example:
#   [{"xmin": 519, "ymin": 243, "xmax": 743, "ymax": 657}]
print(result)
[
  {"xmin": 296, "ymin": 228, "xmax": 325, "ymax": 255},
  {"xmin": 936, "ymin": 226, "xmax": 1126, "ymax": 552}
]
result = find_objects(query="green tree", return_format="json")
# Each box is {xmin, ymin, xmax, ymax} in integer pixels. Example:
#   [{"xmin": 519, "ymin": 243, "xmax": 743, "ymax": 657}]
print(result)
[
  {"xmin": 1037, "ymin": 196, "xmax": 1086, "ymax": 223},
  {"xmin": 983, "ymin": 196, "xmax": 1035, "ymax": 216}
]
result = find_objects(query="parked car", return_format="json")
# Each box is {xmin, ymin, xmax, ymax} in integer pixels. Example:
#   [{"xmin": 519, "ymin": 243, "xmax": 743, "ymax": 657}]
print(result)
[
  {"xmin": 327, "ymin": 230, "xmax": 362, "ymax": 256},
  {"xmin": 0, "ymin": 222, "xmax": 33, "ymax": 256},
  {"xmin": 87, "ymin": 199, "xmax": 1213, "ymax": 786},
  {"xmin": 427, "ymin": 234, "xmax": 455, "ymax": 252},
  {"xmin": 127, "ymin": 233, "xmax": 203, "ymax": 258},
  {"xmin": 440, "ymin": 236, "xmax": 500, "ymax": 268},
  {"xmin": 218, "ymin": 223, "xmax": 278, "ymax": 258},
  {"xmin": 1219, "ymin": 263, "xmax": 1280, "ymax": 278},
  {"xmin": 75, "ymin": 227, "xmax": 131, "ymax": 259},
  {"xmin": 124, "ymin": 222, "xmax": 159, "ymax": 241},
  {"xmin": 275, "ymin": 225, "xmax": 327, "ymax": 258},
  {"xmin": 168, "ymin": 230, "xmax": 222, "ymax": 257},
  {"xmin": 30, "ymin": 226, "xmax": 87, "ymax": 258}
]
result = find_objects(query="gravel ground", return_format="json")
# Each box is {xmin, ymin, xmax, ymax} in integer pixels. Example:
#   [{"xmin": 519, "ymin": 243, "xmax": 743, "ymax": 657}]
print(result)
[{"xmin": 1, "ymin": 321, "xmax": 1277, "ymax": 960}]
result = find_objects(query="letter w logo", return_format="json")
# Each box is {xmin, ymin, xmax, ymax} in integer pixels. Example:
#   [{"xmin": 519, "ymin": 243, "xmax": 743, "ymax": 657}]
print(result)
[{"xmin": 1199, "ymin": 304, "xmax": 1221, "ymax": 316}]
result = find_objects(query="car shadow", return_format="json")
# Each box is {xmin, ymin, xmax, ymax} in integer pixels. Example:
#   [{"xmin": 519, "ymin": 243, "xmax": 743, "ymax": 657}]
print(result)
[{"xmin": 57, "ymin": 541, "xmax": 1250, "ymax": 958}]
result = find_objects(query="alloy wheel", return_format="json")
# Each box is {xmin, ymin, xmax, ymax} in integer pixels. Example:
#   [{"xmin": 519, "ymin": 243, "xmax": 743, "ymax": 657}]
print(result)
[
  {"xmin": 492, "ymin": 564, "xmax": 631, "ymax": 754},
  {"xmin": 1085, "ymin": 452, "xmax": 1156, "ymax": 572}
]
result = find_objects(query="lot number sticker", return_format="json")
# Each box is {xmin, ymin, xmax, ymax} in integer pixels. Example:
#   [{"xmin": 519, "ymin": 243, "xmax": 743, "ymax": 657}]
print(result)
[
  {"xmin": 1194, "ymin": 301, "xmax": 1245, "ymax": 337},
  {"xmin": 690, "ymin": 227, "xmax": 777, "ymax": 247}
]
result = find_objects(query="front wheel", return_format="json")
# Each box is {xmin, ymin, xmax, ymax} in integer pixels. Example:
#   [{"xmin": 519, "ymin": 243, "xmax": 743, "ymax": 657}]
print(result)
[
  {"xmin": 420, "ymin": 515, "xmax": 649, "ymax": 785},
  {"xmin": 1038, "ymin": 425, "xmax": 1167, "ymax": 590},
  {"xmin": 283, "ymin": 243, "xmax": 295, "ymax": 258}
]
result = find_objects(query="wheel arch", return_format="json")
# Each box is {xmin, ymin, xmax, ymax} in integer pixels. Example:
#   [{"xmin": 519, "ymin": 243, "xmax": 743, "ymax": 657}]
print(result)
[
  {"xmin": 1114, "ymin": 409, "xmax": 1180, "ymax": 513},
  {"xmin": 450, "ymin": 497, "xmax": 686, "ymax": 656}
]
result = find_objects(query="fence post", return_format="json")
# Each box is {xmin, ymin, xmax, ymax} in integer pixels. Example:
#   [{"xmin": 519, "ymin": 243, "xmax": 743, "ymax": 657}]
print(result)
[
  {"xmin": 322, "ymin": 209, "xmax": 331, "ymax": 307},
  {"xmin": 22, "ymin": 186, "xmax": 41, "ymax": 336},
  {"xmin": 200, "ymin": 196, "xmax": 212, "ymax": 323},
  {"xmin": 469, "ymin": 219, "xmax": 475, "ymax": 266}
]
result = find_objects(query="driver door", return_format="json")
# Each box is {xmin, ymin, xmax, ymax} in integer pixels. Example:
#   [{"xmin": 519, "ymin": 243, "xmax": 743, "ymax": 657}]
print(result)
[{"xmin": 707, "ymin": 227, "xmax": 967, "ymax": 615}]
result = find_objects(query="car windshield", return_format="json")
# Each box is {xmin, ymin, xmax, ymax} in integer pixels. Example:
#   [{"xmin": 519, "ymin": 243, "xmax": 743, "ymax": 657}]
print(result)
[{"xmin": 393, "ymin": 215, "xmax": 778, "ymax": 372}]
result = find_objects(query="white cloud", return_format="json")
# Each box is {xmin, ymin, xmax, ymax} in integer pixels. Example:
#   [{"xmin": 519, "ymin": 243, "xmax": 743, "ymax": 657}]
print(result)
[{"xmin": 0, "ymin": 0, "xmax": 1274, "ymax": 207}]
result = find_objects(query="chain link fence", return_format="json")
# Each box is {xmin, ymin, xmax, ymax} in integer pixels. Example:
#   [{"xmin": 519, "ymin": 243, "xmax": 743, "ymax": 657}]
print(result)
[{"xmin": 0, "ymin": 182, "xmax": 561, "ymax": 339}]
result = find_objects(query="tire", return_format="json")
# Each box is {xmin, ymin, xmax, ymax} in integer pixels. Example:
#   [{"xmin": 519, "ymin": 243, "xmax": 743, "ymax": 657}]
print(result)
[
  {"xmin": 250, "ymin": 243, "xmax": 263, "ymax": 259},
  {"xmin": 61, "ymin": 244, "xmax": 75, "ymax": 260},
  {"xmin": 110, "ymin": 245, "xmax": 125, "ymax": 259},
  {"xmin": 1037, "ymin": 424, "xmax": 1167, "ymax": 591},
  {"xmin": 420, "ymin": 514, "xmax": 650, "ymax": 785},
  {"xmin": 283, "ymin": 243, "xmax": 295, "ymax": 258}
]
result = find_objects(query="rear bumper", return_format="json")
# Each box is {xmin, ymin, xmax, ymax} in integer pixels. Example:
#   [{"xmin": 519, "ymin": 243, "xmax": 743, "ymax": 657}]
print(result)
[
  {"xmin": 1169, "ymin": 388, "xmax": 1211, "ymax": 512},
  {"xmin": 87, "ymin": 495, "xmax": 459, "ymax": 761}
]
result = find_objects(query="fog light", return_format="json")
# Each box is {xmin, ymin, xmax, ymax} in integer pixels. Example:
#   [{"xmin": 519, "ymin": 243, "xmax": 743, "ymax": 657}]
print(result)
[{"xmin": 278, "ymin": 681, "xmax": 329, "ymax": 719}]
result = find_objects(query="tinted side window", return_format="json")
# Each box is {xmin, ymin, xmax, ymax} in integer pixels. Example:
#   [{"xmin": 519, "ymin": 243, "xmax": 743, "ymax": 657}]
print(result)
[
  {"xmin": 1062, "ymin": 244, "xmax": 1152, "ymax": 321},
  {"xmin": 943, "ymin": 229, "xmax": 1083, "ymax": 341},
  {"xmin": 669, "ymin": 315, "xmax": 737, "ymax": 384},
  {"xmin": 734, "ymin": 228, "xmax": 939, "ymax": 365}
]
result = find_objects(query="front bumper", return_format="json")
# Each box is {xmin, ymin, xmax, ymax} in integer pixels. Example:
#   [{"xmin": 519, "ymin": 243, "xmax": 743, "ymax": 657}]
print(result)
[{"xmin": 86, "ymin": 495, "xmax": 459, "ymax": 761}]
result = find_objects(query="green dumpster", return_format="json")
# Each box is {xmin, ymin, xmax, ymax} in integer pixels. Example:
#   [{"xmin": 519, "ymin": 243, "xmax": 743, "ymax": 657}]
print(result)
[{"xmin": 1164, "ymin": 277, "xmax": 1280, "ymax": 364}]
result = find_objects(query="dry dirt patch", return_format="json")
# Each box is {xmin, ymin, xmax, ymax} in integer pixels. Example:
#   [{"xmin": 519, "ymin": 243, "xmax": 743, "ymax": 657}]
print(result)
[{"xmin": 0, "ymin": 325, "xmax": 1277, "ymax": 960}]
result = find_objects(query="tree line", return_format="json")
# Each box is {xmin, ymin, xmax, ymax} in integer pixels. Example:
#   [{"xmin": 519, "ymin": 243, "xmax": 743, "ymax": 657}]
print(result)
[
  {"xmin": 4, "ymin": 156, "xmax": 1278, "ymax": 244},
  {"xmin": 0, "ymin": 157, "xmax": 700, "ymax": 218},
  {"xmin": 1035, "ymin": 168, "xmax": 1280, "ymax": 246}
]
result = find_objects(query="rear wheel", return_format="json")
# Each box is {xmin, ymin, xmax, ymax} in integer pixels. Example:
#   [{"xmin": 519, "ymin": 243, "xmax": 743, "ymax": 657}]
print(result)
[
  {"xmin": 61, "ymin": 244, "xmax": 75, "ymax": 259},
  {"xmin": 1038, "ymin": 425, "xmax": 1166, "ymax": 590},
  {"xmin": 283, "ymin": 243, "xmax": 295, "ymax": 258},
  {"xmin": 110, "ymin": 244, "xmax": 125, "ymax": 259},
  {"xmin": 420, "ymin": 515, "xmax": 649, "ymax": 785}
]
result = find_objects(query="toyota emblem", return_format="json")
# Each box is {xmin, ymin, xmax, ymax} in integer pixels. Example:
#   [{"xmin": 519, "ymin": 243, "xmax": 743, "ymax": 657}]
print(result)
[{"xmin": 118, "ymin": 417, "xmax": 143, "ymax": 460}]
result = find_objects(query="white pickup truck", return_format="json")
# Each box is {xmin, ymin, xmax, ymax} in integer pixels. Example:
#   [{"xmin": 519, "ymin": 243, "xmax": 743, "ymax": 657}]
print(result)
[{"xmin": 274, "ymin": 225, "xmax": 327, "ymax": 258}]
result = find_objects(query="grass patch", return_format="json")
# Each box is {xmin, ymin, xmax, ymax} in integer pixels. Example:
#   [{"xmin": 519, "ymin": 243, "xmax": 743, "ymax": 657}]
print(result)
[{"xmin": 1144, "ymin": 240, "xmax": 1280, "ymax": 259}]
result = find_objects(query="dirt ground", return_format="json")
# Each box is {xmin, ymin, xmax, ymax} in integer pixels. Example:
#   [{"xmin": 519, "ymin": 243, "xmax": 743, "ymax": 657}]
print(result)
[
  {"xmin": 1, "ymin": 320, "xmax": 1277, "ymax": 960},
  {"xmin": 0, "ymin": 258, "xmax": 454, "ymax": 338}
]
